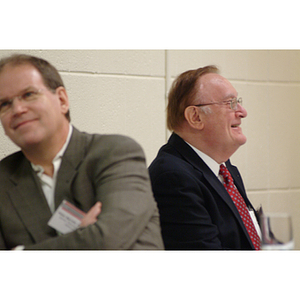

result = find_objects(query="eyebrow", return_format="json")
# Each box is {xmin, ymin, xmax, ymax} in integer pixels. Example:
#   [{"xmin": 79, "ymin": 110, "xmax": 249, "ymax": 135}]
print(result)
[{"xmin": 222, "ymin": 93, "xmax": 238, "ymax": 101}]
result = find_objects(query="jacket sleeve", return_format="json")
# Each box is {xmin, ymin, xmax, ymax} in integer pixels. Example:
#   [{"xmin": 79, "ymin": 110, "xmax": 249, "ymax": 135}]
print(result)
[{"xmin": 25, "ymin": 136, "xmax": 164, "ymax": 250}]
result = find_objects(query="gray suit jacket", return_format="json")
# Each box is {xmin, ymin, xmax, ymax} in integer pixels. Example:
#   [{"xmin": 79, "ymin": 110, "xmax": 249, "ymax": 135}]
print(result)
[{"xmin": 0, "ymin": 127, "xmax": 164, "ymax": 250}]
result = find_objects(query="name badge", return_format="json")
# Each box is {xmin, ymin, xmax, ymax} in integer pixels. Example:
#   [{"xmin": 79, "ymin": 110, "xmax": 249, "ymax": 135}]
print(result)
[{"xmin": 48, "ymin": 200, "xmax": 85, "ymax": 234}]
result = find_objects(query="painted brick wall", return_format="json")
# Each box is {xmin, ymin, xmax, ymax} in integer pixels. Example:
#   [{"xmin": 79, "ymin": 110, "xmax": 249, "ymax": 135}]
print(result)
[{"xmin": 0, "ymin": 49, "xmax": 299, "ymax": 249}]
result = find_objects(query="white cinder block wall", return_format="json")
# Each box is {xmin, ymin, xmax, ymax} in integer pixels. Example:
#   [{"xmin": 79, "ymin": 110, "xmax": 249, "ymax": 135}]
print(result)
[{"xmin": 0, "ymin": 50, "xmax": 299, "ymax": 249}]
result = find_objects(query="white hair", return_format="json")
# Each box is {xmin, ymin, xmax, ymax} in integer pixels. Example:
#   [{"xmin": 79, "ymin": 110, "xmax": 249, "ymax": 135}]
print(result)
[{"xmin": 199, "ymin": 106, "xmax": 212, "ymax": 115}]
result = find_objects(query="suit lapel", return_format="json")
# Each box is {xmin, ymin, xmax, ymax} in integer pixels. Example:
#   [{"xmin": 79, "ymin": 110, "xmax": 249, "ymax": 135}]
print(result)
[
  {"xmin": 168, "ymin": 133, "xmax": 238, "ymax": 210},
  {"xmin": 168, "ymin": 133, "xmax": 253, "ymax": 245},
  {"xmin": 8, "ymin": 158, "xmax": 56, "ymax": 243},
  {"xmin": 54, "ymin": 127, "xmax": 92, "ymax": 210}
]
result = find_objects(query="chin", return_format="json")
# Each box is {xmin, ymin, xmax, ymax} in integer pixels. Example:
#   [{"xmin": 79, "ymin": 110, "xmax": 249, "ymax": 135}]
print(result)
[
  {"xmin": 238, "ymin": 137, "xmax": 247, "ymax": 146},
  {"xmin": 241, "ymin": 134, "xmax": 247, "ymax": 144},
  {"xmin": 233, "ymin": 131, "xmax": 247, "ymax": 145},
  {"xmin": 13, "ymin": 136, "xmax": 43, "ymax": 149}
]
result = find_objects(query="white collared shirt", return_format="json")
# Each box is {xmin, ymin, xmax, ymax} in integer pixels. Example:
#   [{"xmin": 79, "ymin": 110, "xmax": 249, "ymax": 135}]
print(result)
[
  {"xmin": 31, "ymin": 124, "xmax": 73, "ymax": 214},
  {"xmin": 186, "ymin": 142, "xmax": 221, "ymax": 178}
]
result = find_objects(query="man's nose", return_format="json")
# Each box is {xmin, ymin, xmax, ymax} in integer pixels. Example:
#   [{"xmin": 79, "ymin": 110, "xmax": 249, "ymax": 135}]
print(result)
[
  {"xmin": 236, "ymin": 103, "xmax": 247, "ymax": 118},
  {"xmin": 11, "ymin": 98, "xmax": 28, "ymax": 114}
]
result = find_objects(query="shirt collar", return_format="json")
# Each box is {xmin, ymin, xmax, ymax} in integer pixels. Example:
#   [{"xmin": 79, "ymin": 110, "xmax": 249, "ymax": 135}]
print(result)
[
  {"xmin": 53, "ymin": 124, "xmax": 73, "ymax": 162},
  {"xmin": 185, "ymin": 142, "xmax": 221, "ymax": 178}
]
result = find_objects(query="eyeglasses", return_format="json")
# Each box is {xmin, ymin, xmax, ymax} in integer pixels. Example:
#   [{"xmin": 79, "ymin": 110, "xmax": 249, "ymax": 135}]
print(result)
[
  {"xmin": 193, "ymin": 97, "xmax": 243, "ymax": 111},
  {"xmin": 0, "ymin": 89, "xmax": 43, "ymax": 115}
]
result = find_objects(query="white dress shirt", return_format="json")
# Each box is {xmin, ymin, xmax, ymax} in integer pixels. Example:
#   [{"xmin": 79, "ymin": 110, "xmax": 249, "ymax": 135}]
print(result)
[{"xmin": 31, "ymin": 125, "xmax": 73, "ymax": 213}]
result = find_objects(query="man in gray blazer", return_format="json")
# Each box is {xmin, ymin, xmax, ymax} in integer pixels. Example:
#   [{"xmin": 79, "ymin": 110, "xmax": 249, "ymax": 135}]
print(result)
[{"xmin": 0, "ymin": 54, "xmax": 164, "ymax": 250}]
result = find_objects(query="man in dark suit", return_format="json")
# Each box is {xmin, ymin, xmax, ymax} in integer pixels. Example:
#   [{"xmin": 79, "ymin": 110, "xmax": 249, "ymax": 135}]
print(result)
[
  {"xmin": 0, "ymin": 54, "xmax": 164, "ymax": 250},
  {"xmin": 149, "ymin": 66, "xmax": 261, "ymax": 250}
]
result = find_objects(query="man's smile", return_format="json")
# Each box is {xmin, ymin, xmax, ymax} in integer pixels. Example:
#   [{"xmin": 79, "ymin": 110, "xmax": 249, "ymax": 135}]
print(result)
[{"xmin": 12, "ymin": 118, "xmax": 37, "ymax": 130}]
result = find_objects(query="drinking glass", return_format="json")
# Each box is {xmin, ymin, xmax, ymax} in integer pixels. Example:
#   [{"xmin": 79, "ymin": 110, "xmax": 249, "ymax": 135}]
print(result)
[{"xmin": 260, "ymin": 212, "xmax": 294, "ymax": 250}]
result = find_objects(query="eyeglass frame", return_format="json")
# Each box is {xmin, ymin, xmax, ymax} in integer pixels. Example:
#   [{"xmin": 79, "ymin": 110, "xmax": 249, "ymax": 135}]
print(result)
[
  {"xmin": 193, "ymin": 97, "xmax": 243, "ymax": 111},
  {"xmin": 0, "ymin": 88, "xmax": 45, "ymax": 116}
]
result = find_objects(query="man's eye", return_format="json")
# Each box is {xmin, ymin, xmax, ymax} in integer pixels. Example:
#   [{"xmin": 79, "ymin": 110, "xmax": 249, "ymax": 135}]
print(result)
[
  {"xmin": 0, "ymin": 101, "xmax": 10, "ymax": 108},
  {"xmin": 23, "ymin": 91, "xmax": 35, "ymax": 100}
]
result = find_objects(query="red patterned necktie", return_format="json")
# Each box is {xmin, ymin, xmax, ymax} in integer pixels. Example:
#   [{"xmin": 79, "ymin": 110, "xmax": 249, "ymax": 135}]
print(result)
[{"xmin": 219, "ymin": 164, "xmax": 260, "ymax": 250}]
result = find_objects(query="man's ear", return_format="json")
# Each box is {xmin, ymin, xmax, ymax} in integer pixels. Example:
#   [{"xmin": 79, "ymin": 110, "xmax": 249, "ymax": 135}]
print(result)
[
  {"xmin": 56, "ymin": 86, "xmax": 69, "ymax": 114},
  {"xmin": 184, "ymin": 106, "xmax": 204, "ymax": 130}
]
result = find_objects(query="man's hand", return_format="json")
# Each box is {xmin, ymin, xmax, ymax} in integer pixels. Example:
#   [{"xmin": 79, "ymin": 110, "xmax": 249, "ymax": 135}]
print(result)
[{"xmin": 80, "ymin": 202, "xmax": 102, "ymax": 227}]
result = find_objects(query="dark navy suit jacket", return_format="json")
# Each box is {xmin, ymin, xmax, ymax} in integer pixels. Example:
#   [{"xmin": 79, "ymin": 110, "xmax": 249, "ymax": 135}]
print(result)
[{"xmin": 149, "ymin": 132, "xmax": 256, "ymax": 250}]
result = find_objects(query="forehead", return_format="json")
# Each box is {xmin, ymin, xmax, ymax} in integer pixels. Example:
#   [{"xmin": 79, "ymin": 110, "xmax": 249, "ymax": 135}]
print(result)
[
  {"xmin": 197, "ymin": 73, "xmax": 237, "ymax": 100},
  {"xmin": 0, "ymin": 64, "xmax": 44, "ymax": 97}
]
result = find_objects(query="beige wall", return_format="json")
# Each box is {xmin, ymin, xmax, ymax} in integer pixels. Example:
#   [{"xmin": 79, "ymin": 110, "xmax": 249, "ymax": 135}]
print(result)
[{"xmin": 0, "ymin": 49, "xmax": 299, "ymax": 249}]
